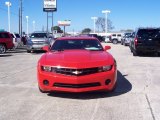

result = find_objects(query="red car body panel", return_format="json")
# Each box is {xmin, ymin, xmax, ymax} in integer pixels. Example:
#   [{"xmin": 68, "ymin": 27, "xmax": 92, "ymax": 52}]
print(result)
[
  {"xmin": 42, "ymin": 50, "xmax": 113, "ymax": 68},
  {"xmin": 37, "ymin": 37, "xmax": 117, "ymax": 93},
  {"xmin": 0, "ymin": 32, "xmax": 14, "ymax": 49}
]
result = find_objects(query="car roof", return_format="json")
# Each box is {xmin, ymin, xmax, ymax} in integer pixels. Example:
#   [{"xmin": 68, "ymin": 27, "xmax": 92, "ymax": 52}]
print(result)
[
  {"xmin": 32, "ymin": 31, "xmax": 48, "ymax": 33},
  {"xmin": 56, "ymin": 36, "xmax": 98, "ymax": 41},
  {"xmin": 0, "ymin": 31, "xmax": 10, "ymax": 33}
]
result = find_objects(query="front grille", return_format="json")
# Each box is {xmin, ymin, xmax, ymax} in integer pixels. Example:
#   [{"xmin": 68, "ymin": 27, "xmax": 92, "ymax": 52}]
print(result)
[
  {"xmin": 52, "ymin": 67, "xmax": 99, "ymax": 76},
  {"xmin": 53, "ymin": 82, "xmax": 101, "ymax": 88},
  {"xmin": 33, "ymin": 41, "xmax": 46, "ymax": 45}
]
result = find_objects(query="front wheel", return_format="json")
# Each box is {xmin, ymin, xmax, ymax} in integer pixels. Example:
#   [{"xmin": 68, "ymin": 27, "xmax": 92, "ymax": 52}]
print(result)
[
  {"xmin": 133, "ymin": 50, "xmax": 140, "ymax": 56},
  {"xmin": 112, "ymin": 39, "xmax": 118, "ymax": 44},
  {"xmin": 27, "ymin": 50, "xmax": 31, "ymax": 53},
  {"xmin": 0, "ymin": 44, "xmax": 6, "ymax": 54}
]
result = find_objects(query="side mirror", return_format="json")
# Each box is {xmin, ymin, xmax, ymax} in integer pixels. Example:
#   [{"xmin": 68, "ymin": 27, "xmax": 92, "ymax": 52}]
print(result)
[
  {"xmin": 104, "ymin": 46, "xmax": 111, "ymax": 51},
  {"xmin": 42, "ymin": 45, "xmax": 50, "ymax": 52}
]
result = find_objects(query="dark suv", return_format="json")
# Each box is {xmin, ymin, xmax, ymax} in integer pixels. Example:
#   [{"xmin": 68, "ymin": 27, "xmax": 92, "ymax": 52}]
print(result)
[
  {"xmin": 85, "ymin": 34, "xmax": 105, "ymax": 42},
  {"xmin": 0, "ymin": 32, "xmax": 14, "ymax": 53},
  {"xmin": 129, "ymin": 28, "xmax": 160, "ymax": 56}
]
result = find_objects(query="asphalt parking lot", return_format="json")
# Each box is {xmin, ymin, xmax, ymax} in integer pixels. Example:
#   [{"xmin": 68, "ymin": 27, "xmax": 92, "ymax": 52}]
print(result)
[{"xmin": 0, "ymin": 43, "xmax": 160, "ymax": 120}]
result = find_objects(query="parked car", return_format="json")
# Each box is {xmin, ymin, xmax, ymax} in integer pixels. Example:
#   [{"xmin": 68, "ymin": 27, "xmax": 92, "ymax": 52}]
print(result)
[
  {"xmin": 111, "ymin": 33, "xmax": 123, "ymax": 44},
  {"xmin": 26, "ymin": 32, "xmax": 50, "ymax": 53},
  {"xmin": 0, "ymin": 31, "xmax": 14, "ymax": 53},
  {"xmin": 121, "ymin": 32, "xmax": 132, "ymax": 45},
  {"xmin": 129, "ymin": 28, "xmax": 160, "ymax": 56},
  {"xmin": 123, "ymin": 33, "xmax": 134, "ymax": 46},
  {"xmin": 37, "ymin": 36, "xmax": 117, "ymax": 93},
  {"xmin": 10, "ymin": 33, "xmax": 22, "ymax": 48},
  {"xmin": 104, "ymin": 35, "xmax": 111, "ymax": 43},
  {"xmin": 82, "ymin": 34, "xmax": 105, "ymax": 42}
]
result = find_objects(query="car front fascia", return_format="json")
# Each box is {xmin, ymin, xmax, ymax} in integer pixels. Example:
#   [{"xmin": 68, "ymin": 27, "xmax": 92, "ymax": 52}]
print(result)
[{"xmin": 37, "ymin": 60, "xmax": 117, "ymax": 92}]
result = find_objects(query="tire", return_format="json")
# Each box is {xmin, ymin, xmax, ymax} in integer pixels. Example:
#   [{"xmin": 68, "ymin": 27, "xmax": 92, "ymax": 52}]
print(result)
[
  {"xmin": 133, "ymin": 50, "xmax": 139, "ymax": 56},
  {"xmin": 121, "ymin": 41, "xmax": 123, "ymax": 45},
  {"xmin": 27, "ymin": 50, "xmax": 31, "ymax": 53},
  {"xmin": 130, "ymin": 48, "xmax": 133, "ymax": 53},
  {"xmin": 0, "ymin": 44, "xmax": 6, "ymax": 54},
  {"xmin": 154, "ymin": 52, "xmax": 159, "ymax": 57},
  {"xmin": 112, "ymin": 39, "xmax": 118, "ymax": 44},
  {"xmin": 111, "ymin": 82, "xmax": 117, "ymax": 92}
]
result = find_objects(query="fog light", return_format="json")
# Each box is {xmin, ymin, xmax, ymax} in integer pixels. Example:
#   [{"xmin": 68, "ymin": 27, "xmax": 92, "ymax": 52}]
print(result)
[
  {"xmin": 43, "ymin": 80, "xmax": 49, "ymax": 86},
  {"xmin": 105, "ymin": 79, "xmax": 111, "ymax": 85}
]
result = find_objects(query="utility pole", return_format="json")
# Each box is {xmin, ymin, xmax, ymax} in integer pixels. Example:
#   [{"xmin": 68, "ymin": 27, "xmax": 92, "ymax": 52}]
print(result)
[
  {"xmin": 102, "ymin": 10, "xmax": 111, "ymax": 34},
  {"xmin": 19, "ymin": 7, "xmax": 20, "ymax": 34},
  {"xmin": 19, "ymin": 0, "xmax": 22, "ymax": 36},
  {"xmin": 47, "ymin": 12, "xmax": 48, "ymax": 33},
  {"xmin": 26, "ymin": 16, "xmax": 29, "ymax": 36},
  {"xmin": 91, "ymin": 17, "xmax": 98, "ymax": 33},
  {"xmin": 5, "ymin": 1, "xmax": 11, "ymax": 32}
]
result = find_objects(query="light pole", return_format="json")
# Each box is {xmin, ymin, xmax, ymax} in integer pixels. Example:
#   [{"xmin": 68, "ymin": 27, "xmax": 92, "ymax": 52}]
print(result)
[
  {"xmin": 102, "ymin": 10, "xmax": 110, "ymax": 33},
  {"xmin": 26, "ymin": 16, "xmax": 29, "ymax": 36},
  {"xmin": 32, "ymin": 21, "xmax": 35, "ymax": 32},
  {"xmin": 5, "ymin": 1, "xmax": 11, "ymax": 32},
  {"xmin": 91, "ymin": 17, "xmax": 97, "ymax": 33}
]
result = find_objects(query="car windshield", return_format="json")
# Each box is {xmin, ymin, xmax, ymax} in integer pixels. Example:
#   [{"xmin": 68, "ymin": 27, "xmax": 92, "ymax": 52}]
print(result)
[
  {"xmin": 51, "ymin": 39, "xmax": 104, "ymax": 51},
  {"xmin": 125, "ymin": 33, "xmax": 132, "ymax": 37},
  {"xmin": 31, "ymin": 33, "xmax": 47, "ymax": 38},
  {"xmin": 15, "ymin": 34, "xmax": 20, "ymax": 38}
]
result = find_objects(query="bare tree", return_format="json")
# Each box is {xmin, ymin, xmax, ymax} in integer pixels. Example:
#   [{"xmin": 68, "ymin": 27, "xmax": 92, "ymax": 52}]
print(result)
[
  {"xmin": 81, "ymin": 28, "xmax": 92, "ymax": 34},
  {"xmin": 96, "ymin": 17, "xmax": 114, "ymax": 32}
]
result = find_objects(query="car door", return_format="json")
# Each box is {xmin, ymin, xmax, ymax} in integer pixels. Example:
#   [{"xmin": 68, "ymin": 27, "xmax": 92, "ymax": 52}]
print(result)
[
  {"xmin": 117, "ymin": 34, "xmax": 122, "ymax": 42},
  {"xmin": 0, "ymin": 33, "xmax": 14, "ymax": 49}
]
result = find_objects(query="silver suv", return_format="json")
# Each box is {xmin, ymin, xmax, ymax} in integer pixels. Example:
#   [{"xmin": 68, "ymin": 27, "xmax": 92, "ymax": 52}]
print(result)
[{"xmin": 27, "ymin": 32, "xmax": 50, "ymax": 53}]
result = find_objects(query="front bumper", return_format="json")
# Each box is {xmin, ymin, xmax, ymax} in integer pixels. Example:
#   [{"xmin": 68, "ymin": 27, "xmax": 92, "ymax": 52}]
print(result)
[
  {"xmin": 27, "ymin": 44, "xmax": 49, "ymax": 50},
  {"xmin": 136, "ymin": 46, "xmax": 160, "ymax": 53},
  {"xmin": 124, "ymin": 39, "xmax": 130, "ymax": 45},
  {"xmin": 37, "ymin": 66, "xmax": 117, "ymax": 93}
]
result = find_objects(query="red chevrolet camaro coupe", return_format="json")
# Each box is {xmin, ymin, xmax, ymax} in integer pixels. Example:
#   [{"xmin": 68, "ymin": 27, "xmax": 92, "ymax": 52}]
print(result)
[{"xmin": 37, "ymin": 37, "xmax": 117, "ymax": 93}]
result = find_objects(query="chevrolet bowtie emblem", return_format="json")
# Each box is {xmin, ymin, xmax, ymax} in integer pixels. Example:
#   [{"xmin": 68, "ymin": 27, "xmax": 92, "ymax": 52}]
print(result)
[{"xmin": 72, "ymin": 70, "xmax": 82, "ymax": 75}]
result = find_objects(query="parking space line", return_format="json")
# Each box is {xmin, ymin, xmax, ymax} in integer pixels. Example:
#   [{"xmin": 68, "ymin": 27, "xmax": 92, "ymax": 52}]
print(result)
[{"xmin": 145, "ymin": 94, "xmax": 156, "ymax": 120}]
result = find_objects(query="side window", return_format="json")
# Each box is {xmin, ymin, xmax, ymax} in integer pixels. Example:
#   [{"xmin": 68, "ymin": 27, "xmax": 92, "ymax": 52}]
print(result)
[
  {"xmin": 112, "ymin": 34, "xmax": 116, "ymax": 37},
  {"xmin": 11, "ymin": 34, "xmax": 15, "ymax": 38},
  {"xmin": 1, "ymin": 33, "xmax": 10, "ymax": 38},
  {"xmin": 117, "ymin": 34, "xmax": 121, "ymax": 37},
  {"xmin": 155, "ymin": 30, "xmax": 160, "ymax": 38},
  {"xmin": 0, "ymin": 33, "xmax": 2, "ymax": 38}
]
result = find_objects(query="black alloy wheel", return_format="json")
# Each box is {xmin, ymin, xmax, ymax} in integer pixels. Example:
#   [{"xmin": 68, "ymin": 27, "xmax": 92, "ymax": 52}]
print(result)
[{"xmin": 0, "ymin": 44, "xmax": 6, "ymax": 54}]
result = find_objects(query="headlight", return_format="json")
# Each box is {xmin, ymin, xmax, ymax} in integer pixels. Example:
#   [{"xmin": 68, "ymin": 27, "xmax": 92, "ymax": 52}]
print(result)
[
  {"xmin": 98, "ymin": 65, "xmax": 112, "ymax": 72},
  {"xmin": 41, "ymin": 66, "xmax": 52, "ymax": 72}
]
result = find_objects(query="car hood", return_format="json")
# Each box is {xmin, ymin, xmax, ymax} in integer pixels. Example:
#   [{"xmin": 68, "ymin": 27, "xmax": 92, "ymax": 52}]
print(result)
[{"xmin": 40, "ymin": 50, "xmax": 114, "ymax": 68}]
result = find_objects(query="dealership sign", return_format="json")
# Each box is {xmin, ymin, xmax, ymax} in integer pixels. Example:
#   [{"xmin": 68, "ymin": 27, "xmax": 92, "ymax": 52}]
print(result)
[
  {"xmin": 58, "ymin": 20, "xmax": 71, "ymax": 26},
  {"xmin": 43, "ymin": 0, "xmax": 57, "ymax": 12}
]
